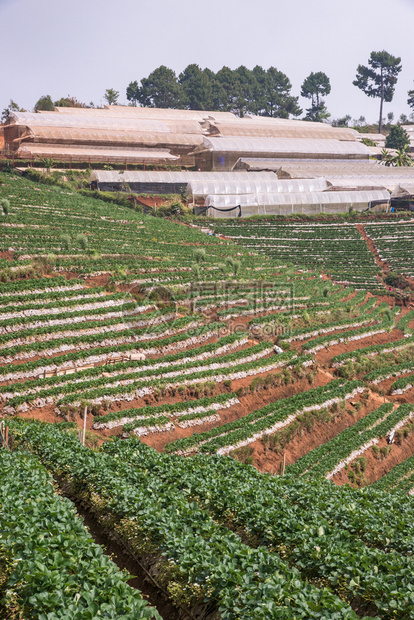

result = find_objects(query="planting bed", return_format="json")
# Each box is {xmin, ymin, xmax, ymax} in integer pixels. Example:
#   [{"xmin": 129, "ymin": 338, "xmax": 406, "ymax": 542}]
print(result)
[{"xmin": 2, "ymin": 170, "xmax": 414, "ymax": 618}]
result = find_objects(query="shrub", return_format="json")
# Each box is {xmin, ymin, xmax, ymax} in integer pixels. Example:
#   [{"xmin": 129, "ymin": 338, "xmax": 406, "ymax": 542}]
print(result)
[
  {"xmin": 60, "ymin": 234, "xmax": 71, "ymax": 251},
  {"xmin": 0, "ymin": 198, "xmax": 9, "ymax": 215},
  {"xmin": 384, "ymin": 272, "xmax": 410, "ymax": 290},
  {"xmin": 194, "ymin": 248, "xmax": 207, "ymax": 263},
  {"xmin": 385, "ymin": 125, "xmax": 410, "ymax": 150},
  {"xmin": 76, "ymin": 233, "xmax": 88, "ymax": 250}
]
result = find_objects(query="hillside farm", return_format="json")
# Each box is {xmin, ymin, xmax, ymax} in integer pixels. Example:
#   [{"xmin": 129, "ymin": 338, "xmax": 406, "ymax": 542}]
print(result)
[{"xmin": 2, "ymin": 165, "xmax": 414, "ymax": 620}]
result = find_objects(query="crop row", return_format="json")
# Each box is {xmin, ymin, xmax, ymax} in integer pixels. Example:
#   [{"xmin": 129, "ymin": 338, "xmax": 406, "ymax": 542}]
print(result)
[
  {"xmin": 288, "ymin": 403, "xmax": 405, "ymax": 478},
  {"xmin": 102, "ymin": 437, "xmax": 414, "ymax": 618},
  {"xmin": 4, "ymin": 341, "xmax": 271, "ymax": 410},
  {"xmin": 8, "ymin": 419, "xmax": 359, "ymax": 620},
  {"xmin": 94, "ymin": 392, "xmax": 239, "ymax": 430},
  {"xmin": 0, "ymin": 316, "xmax": 205, "ymax": 383},
  {"xmin": 166, "ymin": 380, "xmax": 361, "ymax": 456},
  {"xmin": 0, "ymin": 447, "xmax": 160, "ymax": 619}
]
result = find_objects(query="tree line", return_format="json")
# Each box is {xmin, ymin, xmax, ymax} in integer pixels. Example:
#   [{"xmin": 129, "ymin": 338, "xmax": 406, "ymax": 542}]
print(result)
[{"xmin": 3, "ymin": 51, "xmax": 414, "ymax": 133}]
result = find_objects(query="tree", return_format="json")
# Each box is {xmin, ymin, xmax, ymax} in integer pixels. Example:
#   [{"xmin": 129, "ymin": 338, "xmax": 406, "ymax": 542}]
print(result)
[
  {"xmin": 332, "ymin": 114, "xmax": 352, "ymax": 127},
  {"xmin": 179, "ymin": 64, "xmax": 214, "ymax": 110},
  {"xmin": 301, "ymin": 71, "xmax": 331, "ymax": 122},
  {"xmin": 34, "ymin": 95, "xmax": 54, "ymax": 112},
  {"xmin": 233, "ymin": 66, "xmax": 256, "ymax": 117},
  {"xmin": 128, "ymin": 66, "xmax": 183, "ymax": 108},
  {"xmin": 54, "ymin": 95, "xmax": 88, "ymax": 108},
  {"xmin": 385, "ymin": 125, "xmax": 410, "ymax": 150},
  {"xmin": 126, "ymin": 81, "xmax": 140, "ymax": 105},
  {"xmin": 103, "ymin": 88, "xmax": 119, "ymax": 106},
  {"xmin": 214, "ymin": 66, "xmax": 241, "ymax": 112},
  {"xmin": 408, "ymin": 84, "xmax": 414, "ymax": 112},
  {"xmin": 381, "ymin": 145, "xmax": 413, "ymax": 167},
  {"xmin": 1, "ymin": 100, "xmax": 25, "ymax": 123},
  {"xmin": 352, "ymin": 115, "xmax": 367, "ymax": 128},
  {"xmin": 353, "ymin": 51, "xmax": 402, "ymax": 133},
  {"xmin": 253, "ymin": 66, "xmax": 301, "ymax": 118}
]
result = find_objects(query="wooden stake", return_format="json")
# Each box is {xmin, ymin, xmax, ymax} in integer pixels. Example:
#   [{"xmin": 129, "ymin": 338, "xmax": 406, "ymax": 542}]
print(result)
[
  {"xmin": 82, "ymin": 405, "xmax": 87, "ymax": 446},
  {"xmin": 4, "ymin": 425, "xmax": 8, "ymax": 446}
]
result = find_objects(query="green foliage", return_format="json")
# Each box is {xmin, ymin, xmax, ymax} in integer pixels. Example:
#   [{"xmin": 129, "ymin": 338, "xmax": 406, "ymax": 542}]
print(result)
[
  {"xmin": 0, "ymin": 198, "xmax": 9, "ymax": 215},
  {"xmin": 384, "ymin": 271, "xmax": 410, "ymax": 289},
  {"xmin": 381, "ymin": 145, "xmax": 413, "ymax": 167},
  {"xmin": 361, "ymin": 137, "xmax": 376, "ymax": 147},
  {"xmin": 301, "ymin": 71, "xmax": 331, "ymax": 121},
  {"xmin": 0, "ymin": 449, "xmax": 160, "ymax": 618},
  {"xmin": 9, "ymin": 420, "xmax": 363, "ymax": 619},
  {"xmin": 179, "ymin": 63, "xmax": 214, "ymax": 110},
  {"xmin": 128, "ymin": 66, "xmax": 183, "ymax": 108},
  {"xmin": 75, "ymin": 233, "xmax": 88, "ymax": 250},
  {"xmin": 1, "ymin": 99, "xmax": 25, "ymax": 123},
  {"xmin": 34, "ymin": 94, "xmax": 54, "ymax": 111},
  {"xmin": 385, "ymin": 125, "xmax": 410, "ymax": 149},
  {"xmin": 408, "ymin": 83, "xmax": 414, "ymax": 111},
  {"xmin": 331, "ymin": 114, "xmax": 352, "ymax": 127},
  {"xmin": 60, "ymin": 233, "xmax": 72, "ymax": 250},
  {"xmin": 103, "ymin": 88, "xmax": 119, "ymax": 106},
  {"xmin": 54, "ymin": 95, "xmax": 89, "ymax": 108},
  {"xmin": 353, "ymin": 50, "xmax": 402, "ymax": 132},
  {"xmin": 127, "ymin": 64, "xmax": 302, "ymax": 118},
  {"xmin": 194, "ymin": 247, "xmax": 206, "ymax": 262}
]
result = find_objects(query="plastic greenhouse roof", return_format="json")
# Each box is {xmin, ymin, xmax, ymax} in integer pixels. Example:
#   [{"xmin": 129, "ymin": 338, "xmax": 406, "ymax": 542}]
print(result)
[
  {"xmin": 205, "ymin": 189, "xmax": 390, "ymax": 208},
  {"xmin": 208, "ymin": 121, "xmax": 356, "ymax": 141},
  {"xmin": 275, "ymin": 160, "xmax": 414, "ymax": 176},
  {"xmin": 52, "ymin": 107, "xmax": 236, "ymax": 122},
  {"xmin": 10, "ymin": 112, "xmax": 205, "ymax": 135},
  {"xmin": 22, "ymin": 126, "xmax": 203, "ymax": 146},
  {"xmin": 196, "ymin": 137, "xmax": 371, "ymax": 156},
  {"xmin": 90, "ymin": 170, "xmax": 277, "ymax": 184},
  {"xmin": 326, "ymin": 178, "xmax": 414, "ymax": 192},
  {"xmin": 243, "ymin": 115, "xmax": 358, "ymax": 130},
  {"xmin": 17, "ymin": 144, "xmax": 178, "ymax": 162},
  {"xmin": 101, "ymin": 106, "xmax": 237, "ymax": 121},
  {"xmin": 187, "ymin": 177, "xmax": 329, "ymax": 197}
]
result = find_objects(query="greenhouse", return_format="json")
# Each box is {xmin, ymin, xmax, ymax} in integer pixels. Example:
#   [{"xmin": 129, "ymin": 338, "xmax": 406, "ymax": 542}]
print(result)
[
  {"xmin": 234, "ymin": 158, "xmax": 414, "ymax": 192},
  {"xmin": 186, "ymin": 177, "xmax": 329, "ymax": 200},
  {"xmin": 193, "ymin": 137, "xmax": 373, "ymax": 171},
  {"xmin": 17, "ymin": 144, "xmax": 178, "ymax": 164},
  {"xmin": 18, "ymin": 127, "xmax": 204, "ymax": 148},
  {"xmin": 205, "ymin": 120, "xmax": 356, "ymax": 141},
  {"xmin": 90, "ymin": 170, "xmax": 276, "ymax": 194},
  {"xmin": 9, "ymin": 112, "xmax": 206, "ymax": 134},
  {"xmin": 204, "ymin": 189, "xmax": 390, "ymax": 217}
]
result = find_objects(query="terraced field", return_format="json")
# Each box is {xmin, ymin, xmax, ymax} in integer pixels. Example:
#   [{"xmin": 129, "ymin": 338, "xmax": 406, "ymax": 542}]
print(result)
[{"xmin": 2, "ymin": 169, "xmax": 414, "ymax": 619}]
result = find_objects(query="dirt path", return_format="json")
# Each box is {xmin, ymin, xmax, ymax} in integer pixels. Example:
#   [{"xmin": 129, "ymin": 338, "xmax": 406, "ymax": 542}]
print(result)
[{"xmin": 356, "ymin": 223, "xmax": 389, "ymax": 278}]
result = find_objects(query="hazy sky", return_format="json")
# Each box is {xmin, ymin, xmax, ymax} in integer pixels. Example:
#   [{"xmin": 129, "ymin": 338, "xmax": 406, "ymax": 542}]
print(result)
[{"xmin": 1, "ymin": 0, "xmax": 414, "ymax": 123}]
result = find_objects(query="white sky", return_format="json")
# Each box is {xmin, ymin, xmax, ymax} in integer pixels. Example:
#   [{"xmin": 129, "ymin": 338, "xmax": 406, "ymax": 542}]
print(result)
[{"xmin": 1, "ymin": 0, "xmax": 414, "ymax": 123}]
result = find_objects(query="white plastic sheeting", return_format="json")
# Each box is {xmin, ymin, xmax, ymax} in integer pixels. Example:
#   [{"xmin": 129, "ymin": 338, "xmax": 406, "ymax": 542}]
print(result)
[
  {"xmin": 206, "ymin": 189, "xmax": 390, "ymax": 208},
  {"xmin": 196, "ymin": 136, "xmax": 372, "ymax": 157},
  {"xmin": 9, "ymin": 112, "xmax": 205, "ymax": 135},
  {"xmin": 326, "ymin": 178, "xmax": 414, "ymax": 192},
  {"xmin": 99, "ymin": 106, "xmax": 236, "ymax": 122},
  {"xmin": 17, "ymin": 144, "xmax": 178, "ymax": 162},
  {"xmin": 207, "ymin": 121, "xmax": 356, "ymax": 141},
  {"xmin": 187, "ymin": 177, "xmax": 329, "ymax": 198},
  {"xmin": 90, "ymin": 170, "xmax": 277, "ymax": 184},
  {"xmin": 22, "ymin": 127, "xmax": 203, "ymax": 147}
]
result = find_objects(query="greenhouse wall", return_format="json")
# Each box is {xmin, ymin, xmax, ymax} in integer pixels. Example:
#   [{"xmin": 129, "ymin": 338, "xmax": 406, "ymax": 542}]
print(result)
[
  {"xmin": 90, "ymin": 170, "xmax": 276, "ymax": 193},
  {"xmin": 205, "ymin": 189, "xmax": 390, "ymax": 217}
]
